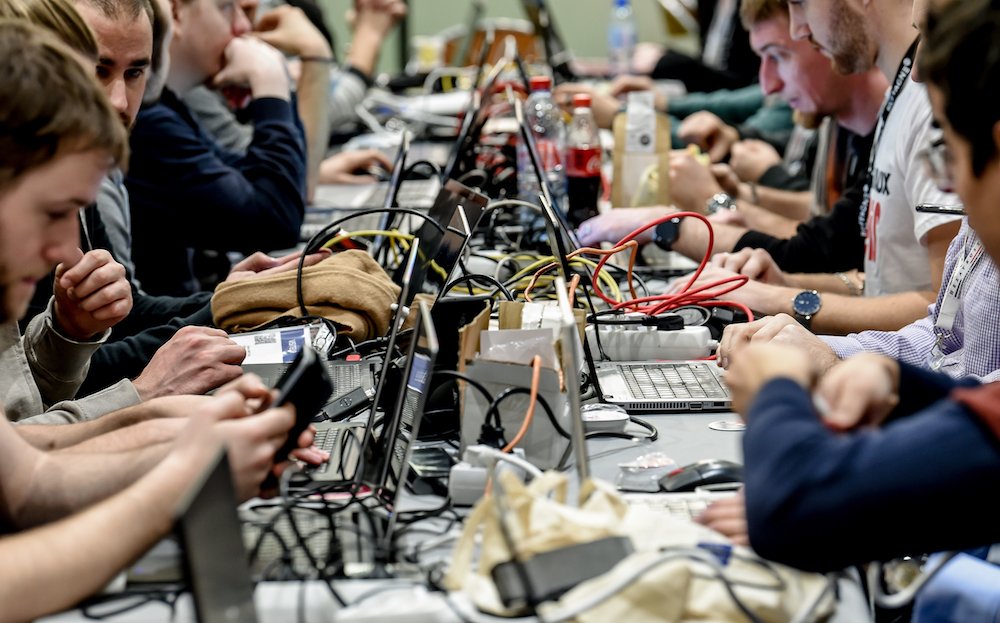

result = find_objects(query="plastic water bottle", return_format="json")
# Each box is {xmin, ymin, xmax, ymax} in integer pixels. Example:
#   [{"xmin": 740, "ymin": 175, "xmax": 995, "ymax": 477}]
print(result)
[
  {"xmin": 608, "ymin": 0, "xmax": 636, "ymax": 77},
  {"xmin": 516, "ymin": 75, "xmax": 567, "ymax": 211},
  {"xmin": 566, "ymin": 94, "xmax": 603, "ymax": 227}
]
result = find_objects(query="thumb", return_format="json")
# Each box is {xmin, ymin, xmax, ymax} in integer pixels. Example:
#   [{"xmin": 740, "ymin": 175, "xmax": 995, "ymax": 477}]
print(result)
[{"xmin": 55, "ymin": 247, "xmax": 85, "ymax": 288}]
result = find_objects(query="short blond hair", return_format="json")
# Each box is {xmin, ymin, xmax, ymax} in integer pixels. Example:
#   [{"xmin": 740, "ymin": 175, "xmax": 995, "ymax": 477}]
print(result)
[
  {"xmin": 0, "ymin": 0, "xmax": 98, "ymax": 58},
  {"xmin": 0, "ymin": 20, "xmax": 128, "ymax": 192},
  {"xmin": 739, "ymin": 0, "xmax": 788, "ymax": 30}
]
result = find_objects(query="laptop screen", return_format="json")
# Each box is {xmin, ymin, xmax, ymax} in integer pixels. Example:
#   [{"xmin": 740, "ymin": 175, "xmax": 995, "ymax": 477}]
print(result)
[{"xmin": 176, "ymin": 449, "xmax": 258, "ymax": 623}]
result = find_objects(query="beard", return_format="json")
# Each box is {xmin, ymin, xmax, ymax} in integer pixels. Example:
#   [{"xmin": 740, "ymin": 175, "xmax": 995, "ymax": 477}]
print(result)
[{"xmin": 828, "ymin": 1, "xmax": 875, "ymax": 74}]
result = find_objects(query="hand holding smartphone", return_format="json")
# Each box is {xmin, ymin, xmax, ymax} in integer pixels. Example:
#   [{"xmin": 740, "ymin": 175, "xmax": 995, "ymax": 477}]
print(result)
[{"xmin": 271, "ymin": 345, "xmax": 333, "ymax": 461}]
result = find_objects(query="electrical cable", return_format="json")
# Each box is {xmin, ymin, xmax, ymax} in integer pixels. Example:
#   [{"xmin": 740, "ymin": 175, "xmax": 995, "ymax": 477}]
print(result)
[
  {"xmin": 501, "ymin": 356, "xmax": 542, "ymax": 452},
  {"xmin": 442, "ymin": 273, "xmax": 515, "ymax": 301}
]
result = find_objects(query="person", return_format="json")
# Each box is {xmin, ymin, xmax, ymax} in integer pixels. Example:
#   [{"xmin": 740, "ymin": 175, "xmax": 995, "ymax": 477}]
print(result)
[
  {"xmin": 578, "ymin": 0, "xmax": 962, "ymax": 337},
  {"xmin": 662, "ymin": 0, "xmax": 885, "ymax": 233},
  {"xmin": 126, "ymin": 0, "xmax": 308, "ymax": 296},
  {"xmin": 0, "ymin": 21, "xmax": 300, "ymax": 620},
  {"xmin": 182, "ymin": 0, "xmax": 398, "ymax": 188},
  {"xmin": 700, "ymin": 0, "xmax": 1000, "ymax": 574},
  {"xmin": 646, "ymin": 0, "xmax": 760, "ymax": 93}
]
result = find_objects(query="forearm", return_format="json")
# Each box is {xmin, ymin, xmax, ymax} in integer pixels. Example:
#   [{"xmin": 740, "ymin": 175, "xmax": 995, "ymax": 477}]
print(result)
[
  {"xmin": 296, "ymin": 56, "xmax": 332, "ymax": 200},
  {"xmin": 15, "ymin": 401, "xmax": 157, "ymax": 451},
  {"xmin": 6, "ymin": 441, "xmax": 169, "ymax": 528},
  {"xmin": 346, "ymin": 25, "xmax": 383, "ymax": 77},
  {"xmin": 744, "ymin": 287, "xmax": 934, "ymax": 335},
  {"xmin": 22, "ymin": 299, "xmax": 107, "ymax": 405},
  {"xmin": 784, "ymin": 272, "xmax": 857, "ymax": 296},
  {"xmin": 732, "ymin": 199, "xmax": 800, "ymax": 239},
  {"xmin": 673, "ymin": 218, "xmax": 748, "ymax": 260},
  {"xmin": 52, "ymin": 417, "xmax": 186, "ymax": 454},
  {"xmin": 0, "ymin": 450, "xmax": 200, "ymax": 622},
  {"xmin": 740, "ymin": 184, "xmax": 812, "ymax": 222}
]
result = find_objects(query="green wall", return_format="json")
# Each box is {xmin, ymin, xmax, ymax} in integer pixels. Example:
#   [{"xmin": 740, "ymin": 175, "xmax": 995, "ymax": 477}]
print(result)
[{"xmin": 318, "ymin": 0, "xmax": 695, "ymax": 77}]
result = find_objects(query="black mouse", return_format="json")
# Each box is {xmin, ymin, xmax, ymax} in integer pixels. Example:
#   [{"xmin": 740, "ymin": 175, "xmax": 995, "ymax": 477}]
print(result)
[{"xmin": 659, "ymin": 459, "xmax": 744, "ymax": 492}]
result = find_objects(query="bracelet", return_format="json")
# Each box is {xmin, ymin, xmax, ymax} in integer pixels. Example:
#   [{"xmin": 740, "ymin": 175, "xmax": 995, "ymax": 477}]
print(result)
[
  {"xmin": 835, "ymin": 272, "xmax": 863, "ymax": 296},
  {"xmin": 299, "ymin": 55, "xmax": 335, "ymax": 64}
]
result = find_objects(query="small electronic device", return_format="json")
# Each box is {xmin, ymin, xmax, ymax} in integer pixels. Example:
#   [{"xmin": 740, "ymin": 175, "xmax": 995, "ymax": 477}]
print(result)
[
  {"xmin": 916, "ymin": 203, "xmax": 966, "ymax": 215},
  {"xmin": 272, "ymin": 345, "xmax": 334, "ymax": 460},
  {"xmin": 580, "ymin": 403, "xmax": 629, "ymax": 433},
  {"xmin": 659, "ymin": 459, "xmax": 744, "ymax": 492}
]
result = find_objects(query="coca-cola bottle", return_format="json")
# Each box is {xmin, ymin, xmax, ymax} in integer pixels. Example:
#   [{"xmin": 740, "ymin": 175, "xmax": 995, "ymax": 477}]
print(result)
[{"xmin": 565, "ymin": 94, "xmax": 602, "ymax": 227}]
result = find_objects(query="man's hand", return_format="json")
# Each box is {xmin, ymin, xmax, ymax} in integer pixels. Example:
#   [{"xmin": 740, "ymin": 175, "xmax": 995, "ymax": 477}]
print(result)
[
  {"xmin": 717, "ymin": 313, "xmax": 840, "ymax": 372},
  {"xmin": 711, "ymin": 163, "xmax": 742, "ymax": 197},
  {"xmin": 575, "ymin": 206, "xmax": 673, "ymax": 247},
  {"xmin": 669, "ymin": 151, "xmax": 723, "ymax": 213},
  {"xmin": 729, "ymin": 140, "xmax": 781, "ymax": 183},
  {"xmin": 214, "ymin": 36, "xmax": 290, "ymax": 101},
  {"xmin": 133, "ymin": 327, "xmax": 247, "ymax": 400},
  {"xmin": 677, "ymin": 111, "xmax": 739, "ymax": 163},
  {"xmin": 53, "ymin": 248, "xmax": 132, "ymax": 341},
  {"xmin": 724, "ymin": 343, "xmax": 815, "ymax": 417},
  {"xmin": 815, "ymin": 354, "xmax": 900, "ymax": 431},
  {"xmin": 711, "ymin": 248, "xmax": 787, "ymax": 285},
  {"xmin": 695, "ymin": 491, "xmax": 748, "ymax": 546},
  {"xmin": 225, "ymin": 249, "xmax": 331, "ymax": 283},
  {"xmin": 253, "ymin": 5, "xmax": 331, "ymax": 58},
  {"xmin": 214, "ymin": 402, "xmax": 295, "ymax": 500},
  {"xmin": 351, "ymin": 0, "xmax": 406, "ymax": 40},
  {"xmin": 318, "ymin": 149, "xmax": 394, "ymax": 185},
  {"xmin": 553, "ymin": 83, "xmax": 621, "ymax": 129}
]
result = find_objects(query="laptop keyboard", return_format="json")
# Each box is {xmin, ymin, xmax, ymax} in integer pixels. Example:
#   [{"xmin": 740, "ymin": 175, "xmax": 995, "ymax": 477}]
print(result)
[
  {"xmin": 623, "ymin": 492, "xmax": 731, "ymax": 521},
  {"xmin": 619, "ymin": 363, "xmax": 728, "ymax": 400}
]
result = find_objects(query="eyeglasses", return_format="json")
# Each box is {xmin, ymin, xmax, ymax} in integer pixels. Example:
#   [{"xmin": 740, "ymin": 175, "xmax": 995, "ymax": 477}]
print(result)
[{"xmin": 919, "ymin": 136, "xmax": 955, "ymax": 193}]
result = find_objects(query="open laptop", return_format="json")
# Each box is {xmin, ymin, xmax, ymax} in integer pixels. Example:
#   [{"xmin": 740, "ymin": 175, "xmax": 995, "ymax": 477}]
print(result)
[
  {"xmin": 177, "ymin": 449, "xmax": 259, "ymax": 623},
  {"xmin": 516, "ymin": 99, "xmax": 731, "ymax": 414},
  {"xmin": 519, "ymin": 0, "xmax": 577, "ymax": 83}
]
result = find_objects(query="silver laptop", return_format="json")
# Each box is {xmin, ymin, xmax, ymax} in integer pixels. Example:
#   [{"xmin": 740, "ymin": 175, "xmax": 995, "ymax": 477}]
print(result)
[{"xmin": 594, "ymin": 360, "xmax": 730, "ymax": 413}]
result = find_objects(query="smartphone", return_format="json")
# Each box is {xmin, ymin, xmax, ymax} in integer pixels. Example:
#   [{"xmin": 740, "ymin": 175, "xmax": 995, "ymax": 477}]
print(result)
[
  {"xmin": 271, "ymin": 345, "xmax": 333, "ymax": 460},
  {"xmin": 916, "ymin": 203, "xmax": 965, "ymax": 215}
]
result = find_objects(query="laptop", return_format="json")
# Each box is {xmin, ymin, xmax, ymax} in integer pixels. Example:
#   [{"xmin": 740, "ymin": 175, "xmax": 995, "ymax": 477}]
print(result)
[
  {"xmin": 553, "ymin": 283, "xmax": 736, "ymax": 513},
  {"xmin": 519, "ymin": 0, "xmax": 577, "ymax": 83},
  {"xmin": 303, "ymin": 240, "xmax": 423, "ymax": 485},
  {"xmin": 516, "ymin": 97, "xmax": 732, "ymax": 415},
  {"xmin": 177, "ymin": 449, "xmax": 259, "ymax": 623}
]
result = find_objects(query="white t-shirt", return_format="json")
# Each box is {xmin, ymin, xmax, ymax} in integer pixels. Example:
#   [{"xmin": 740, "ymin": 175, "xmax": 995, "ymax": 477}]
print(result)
[{"xmin": 863, "ymin": 79, "xmax": 961, "ymax": 296}]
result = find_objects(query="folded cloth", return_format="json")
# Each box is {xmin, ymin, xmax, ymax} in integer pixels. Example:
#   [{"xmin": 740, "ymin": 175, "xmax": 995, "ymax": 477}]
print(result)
[{"xmin": 212, "ymin": 250, "xmax": 400, "ymax": 340}]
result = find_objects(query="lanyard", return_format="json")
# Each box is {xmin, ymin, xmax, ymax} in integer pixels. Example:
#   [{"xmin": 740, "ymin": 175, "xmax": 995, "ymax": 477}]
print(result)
[
  {"xmin": 857, "ymin": 38, "xmax": 921, "ymax": 234},
  {"xmin": 936, "ymin": 234, "xmax": 985, "ymax": 333},
  {"xmin": 931, "ymin": 233, "xmax": 985, "ymax": 370}
]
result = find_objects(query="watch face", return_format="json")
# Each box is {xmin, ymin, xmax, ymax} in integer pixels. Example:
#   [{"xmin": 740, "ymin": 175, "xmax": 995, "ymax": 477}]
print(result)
[{"xmin": 792, "ymin": 290, "xmax": 822, "ymax": 316}]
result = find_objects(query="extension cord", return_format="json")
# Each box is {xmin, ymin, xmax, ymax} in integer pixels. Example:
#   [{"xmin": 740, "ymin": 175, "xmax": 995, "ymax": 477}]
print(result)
[
  {"xmin": 333, "ymin": 585, "xmax": 460, "ymax": 623},
  {"xmin": 448, "ymin": 447, "xmax": 530, "ymax": 506},
  {"xmin": 586, "ymin": 324, "xmax": 713, "ymax": 361}
]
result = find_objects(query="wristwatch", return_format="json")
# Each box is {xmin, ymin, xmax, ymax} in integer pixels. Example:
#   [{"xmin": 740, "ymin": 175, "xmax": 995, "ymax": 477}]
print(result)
[
  {"xmin": 653, "ymin": 217, "xmax": 682, "ymax": 251},
  {"xmin": 791, "ymin": 290, "xmax": 822, "ymax": 330},
  {"xmin": 706, "ymin": 192, "xmax": 738, "ymax": 215}
]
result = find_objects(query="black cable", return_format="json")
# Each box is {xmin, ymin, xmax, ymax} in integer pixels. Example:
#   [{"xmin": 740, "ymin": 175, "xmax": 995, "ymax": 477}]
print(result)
[
  {"xmin": 430, "ymin": 370, "xmax": 494, "ymax": 404},
  {"xmin": 485, "ymin": 387, "xmax": 568, "ymax": 439},
  {"xmin": 441, "ymin": 273, "xmax": 515, "ymax": 301}
]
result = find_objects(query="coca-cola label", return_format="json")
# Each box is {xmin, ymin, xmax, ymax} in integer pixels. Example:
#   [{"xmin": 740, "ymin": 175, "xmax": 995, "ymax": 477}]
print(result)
[
  {"xmin": 566, "ymin": 147, "xmax": 602, "ymax": 178},
  {"xmin": 536, "ymin": 139, "xmax": 563, "ymax": 171}
]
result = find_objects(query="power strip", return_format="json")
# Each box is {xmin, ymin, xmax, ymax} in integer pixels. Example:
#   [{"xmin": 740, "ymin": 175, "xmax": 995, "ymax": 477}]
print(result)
[{"xmin": 586, "ymin": 324, "xmax": 713, "ymax": 361}]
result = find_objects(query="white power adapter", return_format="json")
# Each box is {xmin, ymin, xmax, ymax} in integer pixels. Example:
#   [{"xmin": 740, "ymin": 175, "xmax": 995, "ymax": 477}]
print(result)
[
  {"xmin": 586, "ymin": 324, "xmax": 713, "ymax": 360},
  {"xmin": 448, "ymin": 446, "xmax": 534, "ymax": 506}
]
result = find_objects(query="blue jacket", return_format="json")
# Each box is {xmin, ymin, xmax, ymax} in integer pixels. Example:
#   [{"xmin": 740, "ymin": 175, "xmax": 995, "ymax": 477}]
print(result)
[
  {"xmin": 126, "ymin": 88, "xmax": 306, "ymax": 296},
  {"xmin": 744, "ymin": 364, "xmax": 1000, "ymax": 572}
]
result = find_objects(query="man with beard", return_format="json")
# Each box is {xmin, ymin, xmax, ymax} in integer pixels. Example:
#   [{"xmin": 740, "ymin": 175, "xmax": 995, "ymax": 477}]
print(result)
[{"xmin": 577, "ymin": 0, "xmax": 962, "ymax": 337}]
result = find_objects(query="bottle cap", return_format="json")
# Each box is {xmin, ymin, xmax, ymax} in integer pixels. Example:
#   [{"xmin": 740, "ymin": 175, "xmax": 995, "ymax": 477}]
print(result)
[
  {"xmin": 572, "ymin": 94, "xmax": 592, "ymax": 108},
  {"xmin": 529, "ymin": 75, "xmax": 552, "ymax": 92}
]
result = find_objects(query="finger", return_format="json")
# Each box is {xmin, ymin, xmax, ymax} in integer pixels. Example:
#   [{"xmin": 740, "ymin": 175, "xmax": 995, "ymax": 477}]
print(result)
[
  {"xmin": 290, "ymin": 446, "xmax": 329, "ymax": 465},
  {"xmin": 70, "ymin": 268, "xmax": 129, "ymax": 307},
  {"xmin": 59, "ymin": 249, "xmax": 113, "ymax": 291},
  {"xmin": 55, "ymin": 247, "xmax": 86, "ymax": 284}
]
